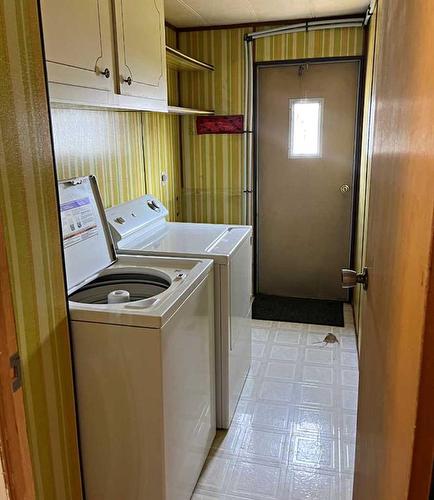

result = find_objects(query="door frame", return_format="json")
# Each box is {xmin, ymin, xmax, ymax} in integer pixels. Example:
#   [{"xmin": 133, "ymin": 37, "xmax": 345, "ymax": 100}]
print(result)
[
  {"xmin": 253, "ymin": 56, "xmax": 365, "ymax": 298},
  {"xmin": 0, "ymin": 217, "xmax": 36, "ymax": 500}
]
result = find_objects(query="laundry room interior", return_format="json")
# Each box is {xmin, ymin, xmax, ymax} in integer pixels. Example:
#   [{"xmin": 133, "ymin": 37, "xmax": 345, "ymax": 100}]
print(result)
[{"xmin": 1, "ymin": 1, "xmax": 433, "ymax": 500}]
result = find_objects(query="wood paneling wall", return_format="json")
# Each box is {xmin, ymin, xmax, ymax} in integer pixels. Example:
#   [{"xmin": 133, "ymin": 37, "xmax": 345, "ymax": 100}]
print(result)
[
  {"xmin": 178, "ymin": 26, "xmax": 364, "ymax": 224},
  {"xmin": 0, "ymin": 1, "xmax": 82, "ymax": 498}
]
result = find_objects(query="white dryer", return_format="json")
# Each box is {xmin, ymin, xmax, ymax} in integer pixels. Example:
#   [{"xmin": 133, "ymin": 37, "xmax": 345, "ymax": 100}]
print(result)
[
  {"xmin": 59, "ymin": 176, "xmax": 215, "ymax": 500},
  {"xmin": 106, "ymin": 195, "xmax": 253, "ymax": 429}
]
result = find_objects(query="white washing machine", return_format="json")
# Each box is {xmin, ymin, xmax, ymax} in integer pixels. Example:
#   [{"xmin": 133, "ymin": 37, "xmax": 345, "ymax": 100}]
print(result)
[
  {"xmin": 59, "ymin": 176, "xmax": 215, "ymax": 500},
  {"xmin": 106, "ymin": 195, "xmax": 253, "ymax": 429}
]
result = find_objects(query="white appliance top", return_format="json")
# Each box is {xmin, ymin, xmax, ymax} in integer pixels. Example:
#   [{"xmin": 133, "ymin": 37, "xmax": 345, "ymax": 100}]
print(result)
[
  {"xmin": 68, "ymin": 254, "xmax": 213, "ymax": 328},
  {"xmin": 106, "ymin": 195, "xmax": 252, "ymax": 263},
  {"xmin": 58, "ymin": 176, "xmax": 116, "ymax": 294}
]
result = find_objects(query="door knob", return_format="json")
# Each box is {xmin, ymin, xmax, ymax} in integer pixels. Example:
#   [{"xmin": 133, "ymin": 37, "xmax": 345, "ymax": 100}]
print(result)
[{"xmin": 341, "ymin": 267, "xmax": 368, "ymax": 290}]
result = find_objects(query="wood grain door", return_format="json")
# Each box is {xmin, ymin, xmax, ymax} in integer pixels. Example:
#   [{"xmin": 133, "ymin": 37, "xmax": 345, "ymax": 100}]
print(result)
[
  {"xmin": 40, "ymin": 0, "xmax": 114, "ymax": 91},
  {"xmin": 113, "ymin": 0, "xmax": 167, "ymax": 108},
  {"xmin": 353, "ymin": 0, "xmax": 434, "ymax": 498},
  {"xmin": 257, "ymin": 61, "xmax": 359, "ymax": 300}
]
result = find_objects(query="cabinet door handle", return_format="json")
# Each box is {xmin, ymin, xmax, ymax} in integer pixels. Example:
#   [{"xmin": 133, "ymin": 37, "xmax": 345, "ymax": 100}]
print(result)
[
  {"xmin": 122, "ymin": 76, "xmax": 132, "ymax": 86},
  {"xmin": 98, "ymin": 67, "xmax": 110, "ymax": 79}
]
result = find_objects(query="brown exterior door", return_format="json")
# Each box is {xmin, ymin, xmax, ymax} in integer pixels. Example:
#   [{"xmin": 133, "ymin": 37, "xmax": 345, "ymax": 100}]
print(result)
[
  {"xmin": 353, "ymin": 0, "xmax": 434, "ymax": 498},
  {"xmin": 257, "ymin": 61, "xmax": 359, "ymax": 300}
]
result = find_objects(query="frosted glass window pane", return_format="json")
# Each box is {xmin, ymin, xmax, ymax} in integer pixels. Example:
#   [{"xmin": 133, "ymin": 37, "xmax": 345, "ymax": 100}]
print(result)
[{"xmin": 289, "ymin": 99, "xmax": 323, "ymax": 158}]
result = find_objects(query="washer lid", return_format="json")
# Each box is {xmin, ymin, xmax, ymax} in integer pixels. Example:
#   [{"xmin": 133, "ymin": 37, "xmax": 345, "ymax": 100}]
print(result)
[{"xmin": 58, "ymin": 176, "xmax": 116, "ymax": 294}]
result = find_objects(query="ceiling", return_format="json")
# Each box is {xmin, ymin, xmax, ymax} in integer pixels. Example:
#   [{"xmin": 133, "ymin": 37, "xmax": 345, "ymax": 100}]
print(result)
[{"xmin": 164, "ymin": 0, "xmax": 370, "ymax": 29}]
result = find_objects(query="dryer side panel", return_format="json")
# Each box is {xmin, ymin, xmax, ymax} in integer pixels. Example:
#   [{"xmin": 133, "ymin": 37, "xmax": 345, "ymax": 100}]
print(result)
[{"xmin": 228, "ymin": 234, "xmax": 253, "ymax": 425}]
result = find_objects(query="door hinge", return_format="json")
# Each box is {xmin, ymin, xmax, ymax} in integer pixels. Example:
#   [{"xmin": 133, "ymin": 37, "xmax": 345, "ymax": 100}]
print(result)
[{"xmin": 10, "ymin": 352, "xmax": 22, "ymax": 392}]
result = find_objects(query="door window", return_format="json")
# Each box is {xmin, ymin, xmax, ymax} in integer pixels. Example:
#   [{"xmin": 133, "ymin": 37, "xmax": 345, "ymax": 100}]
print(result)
[{"xmin": 289, "ymin": 98, "xmax": 323, "ymax": 158}]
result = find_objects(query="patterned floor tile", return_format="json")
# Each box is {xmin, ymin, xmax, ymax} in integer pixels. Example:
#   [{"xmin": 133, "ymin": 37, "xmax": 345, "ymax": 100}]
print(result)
[
  {"xmin": 265, "ymin": 360, "xmax": 297, "ymax": 381},
  {"xmin": 289, "ymin": 434, "xmax": 338, "ymax": 471},
  {"xmin": 270, "ymin": 344, "xmax": 300, "ymax": 362},
  {"xmin": 274, "ymin": 329, "xmax": 303, "ymax": 345},
  {"xmin": 249, "ymin": 401, "xmax": 292, "ymax": 431},
  {"xmin": 227, "ymin": 460, "xmax": 284, "ymax": 500},
  {"xmin": 239, "ymin": 427, "xmax": 289, "ymax": 464},
  {"xmin": 288, "ymin": 467, "xmax": 339, "ymax": 500},
  {"xmin": 252, "ymin": 327, "xmax": 271, "ymax": 342},
  {"xmin": 341, "ymin": 412, "xmax": 357, "ymax": 438},
  {"xmin": 197, "ymin": 453, "xmax": 235, "ymax": 493},
  {"xmin": 293, "ymin": 406, "xmax": 337, "ymax": 437},
  {"xmin": 194, "ymin": 312, "xmax": 359, "ymax": 499}
]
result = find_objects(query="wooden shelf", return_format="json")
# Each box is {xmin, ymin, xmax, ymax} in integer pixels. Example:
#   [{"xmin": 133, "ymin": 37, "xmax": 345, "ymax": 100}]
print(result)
[
  {"xmin": 168, "ymin": 105, "xmax": 215, "ymax": 116},
  {"xmin": 166, "ymin": 46, "xmax": 214, "ymax": 72}
]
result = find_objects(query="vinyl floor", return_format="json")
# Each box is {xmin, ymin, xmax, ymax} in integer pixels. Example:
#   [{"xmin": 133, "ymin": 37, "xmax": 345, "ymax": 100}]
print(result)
[{"xmin": 193, "ymin": 304, "xmax": 358, "ymax": 500}]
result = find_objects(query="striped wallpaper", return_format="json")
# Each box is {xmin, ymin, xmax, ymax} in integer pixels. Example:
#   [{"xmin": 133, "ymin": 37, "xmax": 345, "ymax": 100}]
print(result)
[
  {"xmin": 142, "ymin": 112, "xmax": 182, "ymax": 219},
  {"xmin": 166, "ymin": 26, "xmax": 180, "ymax": 105},
  {"xmin": 179, "ymin": 28, "xmax": 249, "ymax": 223},
  {"xmin": 52, "ymin": 109, "xmax": 146, "ymax": 207},
  {"xmin": 255, "ymin": 26, "xmax": 364, "ymax": 61},
  {"xmin": 0, "ymin": 1, "xmax": 82, "ymax": 499},
  {"xmin": 178, "ymin": 26, "xmax": 364, "ymax": 224}
]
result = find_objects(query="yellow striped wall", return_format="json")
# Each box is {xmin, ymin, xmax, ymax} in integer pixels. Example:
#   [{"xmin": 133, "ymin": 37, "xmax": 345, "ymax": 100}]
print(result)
[
  {"xmin": 255, "ymin": 26, "xmax": 364, "ymax": 61},
  {"xmin": 52, "ymin": 28, "xmax": 182, "ymax": 221},
  {"xmin": 179, "ymin": 28, "xmax": 249, "ymax": 223},
  {"xmin": 142, "ymin": 112, "xmax": 182, "ymax": 219},
  {"xmin": 179, "ymin": 26, "xmax": 364, "ymax": 224},
  {"xmin": 0, "ymin": 1, "xmax": 82, "ymax": 499},
  {"xmin": 52, "ymin": 109, "xmax": 146, "ymax": 207},
  {"xmin": 166, "ymin": 26, "xmax": 180, "ymax": 106}
]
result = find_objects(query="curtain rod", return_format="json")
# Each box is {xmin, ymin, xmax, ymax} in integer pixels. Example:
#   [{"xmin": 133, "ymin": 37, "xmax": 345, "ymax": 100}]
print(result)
[
  {"xmin": 245, "ymin": 16, "xmax": 365, "ymax": 41},
  {"xmin": 364, "ymin": 1, "xmax": 377, "ymax": 25}
]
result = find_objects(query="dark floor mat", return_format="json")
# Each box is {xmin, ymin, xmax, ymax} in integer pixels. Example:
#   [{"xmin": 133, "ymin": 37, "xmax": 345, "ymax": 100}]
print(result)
[{"xmin": 252, "ymin": 294, "xmax": 344, "ymax": 327}]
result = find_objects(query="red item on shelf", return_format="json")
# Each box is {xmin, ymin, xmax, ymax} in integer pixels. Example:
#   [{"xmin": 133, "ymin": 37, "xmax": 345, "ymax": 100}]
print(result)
[{"xmin": 196, "ymin": 115, "xmax": 244, "ymax": 135}]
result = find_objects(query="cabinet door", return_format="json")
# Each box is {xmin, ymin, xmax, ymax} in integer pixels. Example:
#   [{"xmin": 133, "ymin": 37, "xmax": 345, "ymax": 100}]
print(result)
[
  {"xmin": 40, "ymin": 0, "xmax": 114, "ymax": 92},
  {"xmin": 113, "ymin": 0, "xmax": 167, "ymax": 108}
]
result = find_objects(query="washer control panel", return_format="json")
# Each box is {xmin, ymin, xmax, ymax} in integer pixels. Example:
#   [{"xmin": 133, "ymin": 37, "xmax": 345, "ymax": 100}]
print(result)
[
  {"xmin": 147, "ymin": 200, "xmax": 161, "ymax": 212},
  {"xmin": 106, "ymin": 195, "xmax": 169, "ymax": 243}
]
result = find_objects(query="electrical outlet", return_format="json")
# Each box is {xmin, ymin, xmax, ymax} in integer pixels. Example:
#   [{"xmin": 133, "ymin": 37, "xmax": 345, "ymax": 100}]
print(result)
[{"xmin": 161, "ymin": 172, "xmax": 168, "ymax": 185}]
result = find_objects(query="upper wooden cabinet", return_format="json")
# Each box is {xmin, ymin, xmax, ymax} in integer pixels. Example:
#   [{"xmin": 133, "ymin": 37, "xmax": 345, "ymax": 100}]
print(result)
[
  {"xmin": 40, "ymin": 0, "xmax": 114, "ymax": 93},
  {"xmin": 40, "ymin": 0, "xmax": 168, "ymax": 111},
  {"xmin": 114, "ymin": 0, "xmax": 167, "ymax": 103}
]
